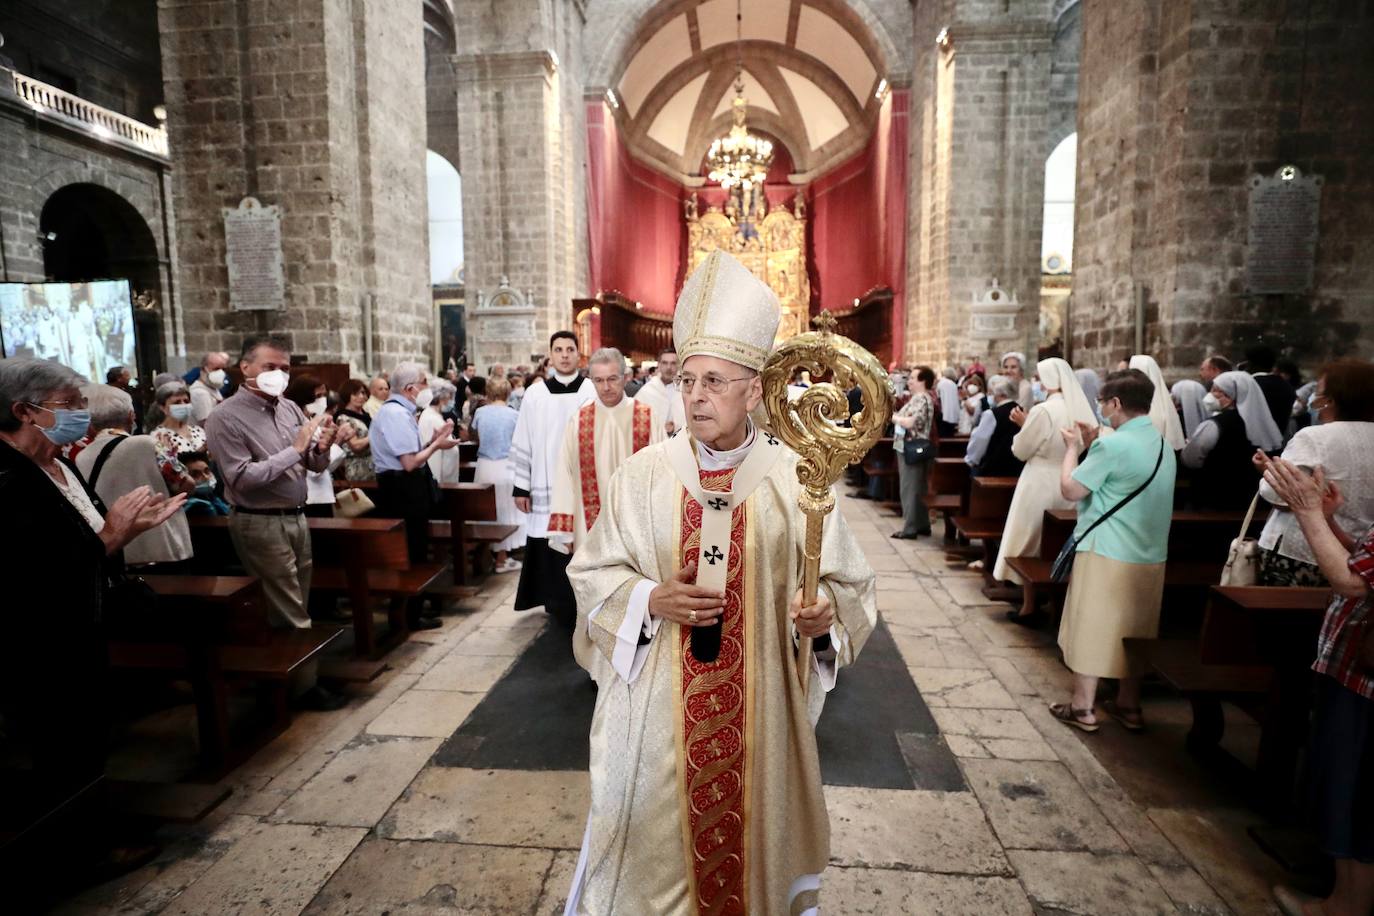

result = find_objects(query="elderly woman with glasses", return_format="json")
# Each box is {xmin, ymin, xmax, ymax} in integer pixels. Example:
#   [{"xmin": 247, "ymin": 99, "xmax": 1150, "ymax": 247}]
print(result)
[{"xmin": 0, "ymin": 358, "xmax": 185, "ymax": 799}]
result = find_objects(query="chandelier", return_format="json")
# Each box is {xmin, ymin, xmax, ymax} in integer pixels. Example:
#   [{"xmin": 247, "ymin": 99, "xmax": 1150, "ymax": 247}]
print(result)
[
  {"xmin": 706, "ymin": 84, "xmax": 774, "ymax": 190},
  {"xmin": 704, "ymin": 0, "xmax": 774, "ymax": 191}
]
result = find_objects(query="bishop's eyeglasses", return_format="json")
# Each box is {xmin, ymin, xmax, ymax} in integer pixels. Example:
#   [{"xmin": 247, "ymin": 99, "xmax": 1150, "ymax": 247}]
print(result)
[{"xmin": 678, "ymin": 373, "xmax": 754, "ymax": 395}]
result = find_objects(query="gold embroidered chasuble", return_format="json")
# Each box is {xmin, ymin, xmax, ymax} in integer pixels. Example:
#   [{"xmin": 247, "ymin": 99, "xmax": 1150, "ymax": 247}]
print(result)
[
  {"xmin": 548, "ymin": 397, "xmax": 660, "ymax": 554},
  {"xmin": 565, "ymin": 435, "xmax": 877, "ymax": 915}
]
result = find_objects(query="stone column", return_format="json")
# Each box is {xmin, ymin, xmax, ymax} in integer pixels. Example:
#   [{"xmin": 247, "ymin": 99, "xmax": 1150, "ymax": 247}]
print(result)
[
  {"xmin": 905, "ymin": 3, "xmax": 1053, "ymax": 367},
  {"xmin": 158, "ymin": 0, "xmax": 429, "ymax": 372},
  {"xmin": 452, "ymin": 0, "xmax": 588, "ymax": 370},
  {"xmin": 1072, "ymin": 0, "xmax": 1374, "ymax": 374}
]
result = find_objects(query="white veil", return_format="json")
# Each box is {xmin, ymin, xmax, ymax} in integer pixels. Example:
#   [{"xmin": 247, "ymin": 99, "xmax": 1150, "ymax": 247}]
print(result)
[
  {"xmin": 1037, "ymin": 358, "xmax": 1099, "ymax": 428},
  {"xmin": 1128, "ymin": 355, "xmax": 1186, "ymax": 449},
  {"xmin": 1212, "ymin": 371, "xmax": 1285, "ymax": 452},
  {"xmin": 1170, "ymin": 379, "xmax": 1209, "ymax": 439}
]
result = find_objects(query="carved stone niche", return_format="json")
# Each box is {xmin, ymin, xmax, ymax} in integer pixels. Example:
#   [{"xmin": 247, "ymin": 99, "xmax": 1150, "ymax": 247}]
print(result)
[
  {"xmin": 472, "ymin": 275, "xmax": 537, "ymax": 344},
  {"xmin": 968, "ymin": 278, "xmax": 1020, "ymax": 348}
]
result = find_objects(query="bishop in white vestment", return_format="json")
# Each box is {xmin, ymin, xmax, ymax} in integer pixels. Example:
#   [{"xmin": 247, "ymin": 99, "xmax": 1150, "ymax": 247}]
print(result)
[
  {"xmin": 511, "ymin": 331, "xmax": 595, "ymax": 624},
  {"xmin": 565, "ymin": 252, "xmax": 877, "ymax": 916},
  {"xmin": 548, "ymin": 347, "xmax": 663, "ymax": 556}
]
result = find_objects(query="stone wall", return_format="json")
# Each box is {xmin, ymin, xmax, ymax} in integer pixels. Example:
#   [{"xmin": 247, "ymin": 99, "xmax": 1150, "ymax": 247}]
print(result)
[
  {"xmin": 453, "ymin": 0, "xmax": 589, "ymax": 370},
  {"xmin": 905, "ymin": 0, "xmax": 1057, "ymax": 367},
  {"xmin": 0, "ymin": 87, "xmax": 178, "ymax": 360},
  {"xmin": 158, "ymin": 0, "xmax": 429, "ymax": 373},
  {"xmin": 1072, "ymin": 0, "xmax": 1374, "ymax": 377}
]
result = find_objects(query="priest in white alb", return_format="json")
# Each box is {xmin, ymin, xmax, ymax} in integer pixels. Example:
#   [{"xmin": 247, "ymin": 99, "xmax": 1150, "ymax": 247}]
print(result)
[
  {"xmin": 548, "ymin": 346, "xmax": 662, "ymax": 556},
  {"xmin": 511, "ymin": 330, "xmax": 595, "ymax": 626},
  {"xmin": 564, "ymin": 251, "xmax": 877, "ymax": 916},
  {"xmin": 633, "ymin": 346, "xmax": 688, "ymax": 435}
]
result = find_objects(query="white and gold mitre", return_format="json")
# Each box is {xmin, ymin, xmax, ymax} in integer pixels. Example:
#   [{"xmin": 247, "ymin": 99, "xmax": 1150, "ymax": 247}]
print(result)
[{"xmin": 673, "ymin": 250, "xmax": 781, "ymax": 371}]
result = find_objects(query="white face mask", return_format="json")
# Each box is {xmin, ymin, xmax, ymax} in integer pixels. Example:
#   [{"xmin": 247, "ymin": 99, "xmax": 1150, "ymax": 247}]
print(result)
[
  {"xmin": 415, "ymin": 388, "xmax": 434, "ymax": 410},
  {"xmin": 305, "ymin": 396, "xmax": 327, "ymax": 417},
  {"xmin": 966, "ymin": 384, "xmax": 980, "ymax": 395},
  {"xmin": 1202, "ymin": 393, "xmax": 1221, "ymax": 414},
  {"xmin": 207, "ymin": 369, "xmax": 227, "ymax": 386},
  {"xmin": 252, "ymin": 369, "xmax": 289, "ymax": 397}
]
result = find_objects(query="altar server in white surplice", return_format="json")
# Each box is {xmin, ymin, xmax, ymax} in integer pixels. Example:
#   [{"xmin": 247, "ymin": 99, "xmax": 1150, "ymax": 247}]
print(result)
[
  {"xmin": 633, "ymin": 347, "xmax": 689, "ymax": 435},
  {"xmin": 564, "ymin": 250, "xmax": 878, "ymax": 916},
  {"xmin": 511, "ymin": 330, "xmax": 595, "ymax": 626},
  {"xmin": 548, "ymin": 346, "xmax": 662, "ymax": 556}
]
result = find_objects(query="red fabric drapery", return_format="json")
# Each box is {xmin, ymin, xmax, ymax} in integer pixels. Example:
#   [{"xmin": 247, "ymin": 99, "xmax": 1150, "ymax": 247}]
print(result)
[
  {"xmin": 808, "ymin": 90, "xmax": 908, "ymax": 355},
  {"xmin": 585, "ymin": 102, "xmax": 683, "ymax": 314}
]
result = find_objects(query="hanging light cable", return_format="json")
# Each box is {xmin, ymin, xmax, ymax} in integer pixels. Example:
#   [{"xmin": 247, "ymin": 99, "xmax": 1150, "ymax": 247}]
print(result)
[{"xmin": 705, "ymin": 0, "xmax": 774, "ymax": 191}]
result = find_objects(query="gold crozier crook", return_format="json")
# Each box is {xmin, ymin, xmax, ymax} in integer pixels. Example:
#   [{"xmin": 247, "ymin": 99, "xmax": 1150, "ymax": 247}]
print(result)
[{"xmin": 760, "ymin": 311, "xmax": 893, "ymax": 695}]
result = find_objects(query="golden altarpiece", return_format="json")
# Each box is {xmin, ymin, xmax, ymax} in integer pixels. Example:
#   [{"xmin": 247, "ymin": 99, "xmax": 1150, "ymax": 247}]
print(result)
[{"xmin": 684, "ymin": 190, "xmax": 810, "ymax": 341}]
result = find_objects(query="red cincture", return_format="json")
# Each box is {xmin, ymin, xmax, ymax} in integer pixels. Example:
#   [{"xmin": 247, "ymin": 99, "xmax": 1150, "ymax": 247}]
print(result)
[{"xmin": 679, "ymin": 468, "xmax": 747, "ymax": 916}]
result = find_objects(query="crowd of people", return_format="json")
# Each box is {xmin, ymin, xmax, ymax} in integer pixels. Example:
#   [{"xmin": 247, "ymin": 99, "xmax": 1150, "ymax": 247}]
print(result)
[{"xmin": 869, "ymin": 344, "xmax": 1374, "ymax": 916}]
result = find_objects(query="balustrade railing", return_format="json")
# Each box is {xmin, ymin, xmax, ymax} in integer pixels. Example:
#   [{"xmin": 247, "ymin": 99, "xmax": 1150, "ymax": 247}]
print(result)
[{"xmin": 11, "ymin": 70, "xmax": 169, "ymax": 158}]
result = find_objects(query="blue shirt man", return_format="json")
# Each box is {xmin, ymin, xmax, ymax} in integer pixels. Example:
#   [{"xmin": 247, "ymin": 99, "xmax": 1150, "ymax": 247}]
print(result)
[{"xmin": 371, "ymin": 394, "xmax": 424, "ymax": 473}]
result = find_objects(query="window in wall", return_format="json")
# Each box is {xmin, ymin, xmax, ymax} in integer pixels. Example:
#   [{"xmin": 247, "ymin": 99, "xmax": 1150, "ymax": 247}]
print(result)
[
  {"xmin": 1041, "ymin": 133, "xmax": 1076, "ymax": 275},
  {"xmin": 427, "ymin": 151, "xmax": 463, "ymax": 285}
]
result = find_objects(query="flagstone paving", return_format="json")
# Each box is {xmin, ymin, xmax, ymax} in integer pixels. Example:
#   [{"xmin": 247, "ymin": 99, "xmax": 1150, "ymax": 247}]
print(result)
[{"xmin": 53, "ymin": 494, "xmax": 1289, "ymax": 914}]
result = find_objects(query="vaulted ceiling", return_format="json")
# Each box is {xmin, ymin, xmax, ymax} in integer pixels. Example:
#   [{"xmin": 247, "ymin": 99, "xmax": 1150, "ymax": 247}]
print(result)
[{"xmin": 609, "ymin": 0, "xmax": 889, "ymax": 180}]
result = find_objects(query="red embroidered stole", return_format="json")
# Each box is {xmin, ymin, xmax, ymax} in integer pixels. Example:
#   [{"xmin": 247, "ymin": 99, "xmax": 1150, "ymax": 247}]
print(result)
[
  {"xmin": 577, "ymin": 400, "xmax": 655, "ymax": 531},
  {"xmin": 678, "ymin": 467, "xmax": 748, "ymax": 915}
]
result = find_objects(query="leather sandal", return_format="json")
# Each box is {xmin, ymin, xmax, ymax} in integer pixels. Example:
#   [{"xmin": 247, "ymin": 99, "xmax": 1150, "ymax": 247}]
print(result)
[
  {"xmin": 1049, "ymin": 702, "xmax": 1099, "ymax": 732},
  {"xmin": 1102, "ymin": 699, "xmax": 1145, "ymax": 732}
]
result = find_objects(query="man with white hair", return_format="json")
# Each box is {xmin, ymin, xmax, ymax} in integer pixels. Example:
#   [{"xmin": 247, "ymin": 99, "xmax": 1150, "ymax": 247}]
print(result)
[
  {"xmin": 371, "ymin": 361, "xmax": 460, "ymax": 631},
  {"xmin": 75, "ymin": 384, "xmax": 192, "ymax": 567},
  {"xmin": 547, "ymin": 347, "xmax": 662, "ymax": 562},
  {"xmin": 633, "ymin": 347, "xmax": 688, "ymax": 435},
  {"xmin": 510, "ymin": 330, "xmax": 595, "ymax": 623},
  {"xmin": 935, "ymin": 366, "xmax": 962, "ymax": 437},
  {"xmin": 188, "ymin": 351, "xmax": 230, "ymax": 424},
  {"xmin": 965, "ymin": 376, "xmax": 1027, "ymax": 478},
  {"xmin": 564, "ymin": 251, "xmax": 877, "ymax": 915}
]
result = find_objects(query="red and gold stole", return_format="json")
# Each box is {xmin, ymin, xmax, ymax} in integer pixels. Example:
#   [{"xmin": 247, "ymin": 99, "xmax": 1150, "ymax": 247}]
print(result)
[
  {"xmin": 576, "ymin": 400, "xmax": 656, "ymax": 531},
  {"xmin": 677, "ymin": 467, "xmax": 750, "ymax": 916}
]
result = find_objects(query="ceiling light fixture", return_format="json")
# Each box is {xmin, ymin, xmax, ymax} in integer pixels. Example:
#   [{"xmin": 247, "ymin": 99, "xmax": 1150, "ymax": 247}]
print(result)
[{"xmin": 704, "ymin": 0, "xmax": 774, "ymax": 191}]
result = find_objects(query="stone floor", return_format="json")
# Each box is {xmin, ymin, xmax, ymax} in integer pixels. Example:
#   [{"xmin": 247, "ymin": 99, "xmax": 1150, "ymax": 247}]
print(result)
[{"xmin": 51, "ymin": 493, "xmax": 1298, "ymax": 915}]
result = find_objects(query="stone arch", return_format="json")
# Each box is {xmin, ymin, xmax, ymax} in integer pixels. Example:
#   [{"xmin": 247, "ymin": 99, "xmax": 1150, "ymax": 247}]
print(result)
[
  {"xmin": 584, "ymin": 0, "xmax": 907, "ymax": 91},
  {"xmin": 30, "ymin": 163, "xmax": 166, "ymax": 266}
]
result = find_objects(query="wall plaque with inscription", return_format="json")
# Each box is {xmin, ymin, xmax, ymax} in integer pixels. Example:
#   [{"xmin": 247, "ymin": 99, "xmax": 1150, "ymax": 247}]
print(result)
[
  {"xmin": 224, "ymin": 196, "xmax": 285, "ymax": 311},
  {"xmin": 1244, "ymin": 165, "xmax": 1322, "ymax": 295}
]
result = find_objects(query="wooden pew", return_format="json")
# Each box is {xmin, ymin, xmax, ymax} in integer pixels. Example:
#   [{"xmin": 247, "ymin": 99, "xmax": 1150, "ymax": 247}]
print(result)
[
  {"xmin": 937, "ymin": 436, "xmax": 969, "ymax": 459},
  {"xmin": 332, "ymin": 479, "xmax": 508, "ymax": 584},
  {"xmin": 107, "ymin": 574, "xmax": 342, "ymax": 773},
  {"xmin": 860, "ymin": 438, "xmax": 898, "ymax": 507},
  {"xmin": 1004, "ymin": 508, "xmax": 1268, "ymax": 618},
  {"xmin": 949, "ymin": 477, "xmax": 1018, "ymax": 594},
  {"xmin": 1125, "ymin": 585, "xmax": 1327, "ymax": 810},
  {"xmin": 927, "ymin": 458, "xmax": 970, "ymax": 544},
  {"xmin": 188, "ymin": 516, "xmax": 441, "ymax": 660}
]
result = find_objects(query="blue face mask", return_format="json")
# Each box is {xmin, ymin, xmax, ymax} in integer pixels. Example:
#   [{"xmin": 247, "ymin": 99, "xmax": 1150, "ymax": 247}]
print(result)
[
  {"xmin": 29, "ymin": 404, "xmax": 91, "ymax": 445},
  {"xmin": 193, "ymin": 481, "xmax": 217, "ymax": 500},
  {"xmin": 1031, "ymin": 381, "xmax": 1046, "ymax": 403}
]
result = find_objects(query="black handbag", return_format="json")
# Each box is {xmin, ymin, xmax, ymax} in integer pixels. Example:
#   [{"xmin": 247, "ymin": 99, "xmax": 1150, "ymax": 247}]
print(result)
[
  {"xmin": 1050, "ymin": 439, "xmax": 1165, "ymax": 583},
  {"xmin": 902, "ymin": 435, "xmax": 935, "ymax": 465}
]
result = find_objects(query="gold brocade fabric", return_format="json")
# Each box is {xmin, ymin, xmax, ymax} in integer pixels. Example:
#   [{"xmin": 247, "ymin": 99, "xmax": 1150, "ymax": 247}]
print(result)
[{"xmin": 567, "ymin": 441, "xmax": 878, "ymax": 915}]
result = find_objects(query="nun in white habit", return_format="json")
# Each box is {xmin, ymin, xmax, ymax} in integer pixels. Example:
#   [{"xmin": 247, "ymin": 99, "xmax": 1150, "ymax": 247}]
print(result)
[
  {"xmin": 993, "ymin": 358, "xmax": 1100, "ymax": 592},
  {"xmin": 1128, "ymin": 355, "xmax": 1186, "ymax": 450},
  {"xmin": 1171, "ymin": 379, "xmax": 1211, "ymax": 439}
]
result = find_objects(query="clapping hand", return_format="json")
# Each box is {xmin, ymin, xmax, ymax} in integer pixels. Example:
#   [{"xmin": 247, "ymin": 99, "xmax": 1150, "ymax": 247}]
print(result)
[
  {"xmin": 102, "ymin": 485, "xmax": 189, "ymax": 553},
  {"xmin": 1010, "ymin": 406, "xmax": 1027, "ymax": 427},
  {"xmin": 294, "ymin": 415, "xmax": 326, "ymax": 454},
  {"xmin": 1075, "ymin": 421, "xmax": 1100, "ymax": 449},
  {"xmin": 430, "ymin": 419, "xmax": 459, "ymax": 450},
  {"xmin": 1262, "ymin": 456, "xmax": 1342, "ymax": 519},
  {"xmin": 1058, "ymin": 425, "xmax": 1083, "ymax": 451},
  {"xmin": 315, "ymin": 416, "xmax": 339, "ymax": 451}
]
